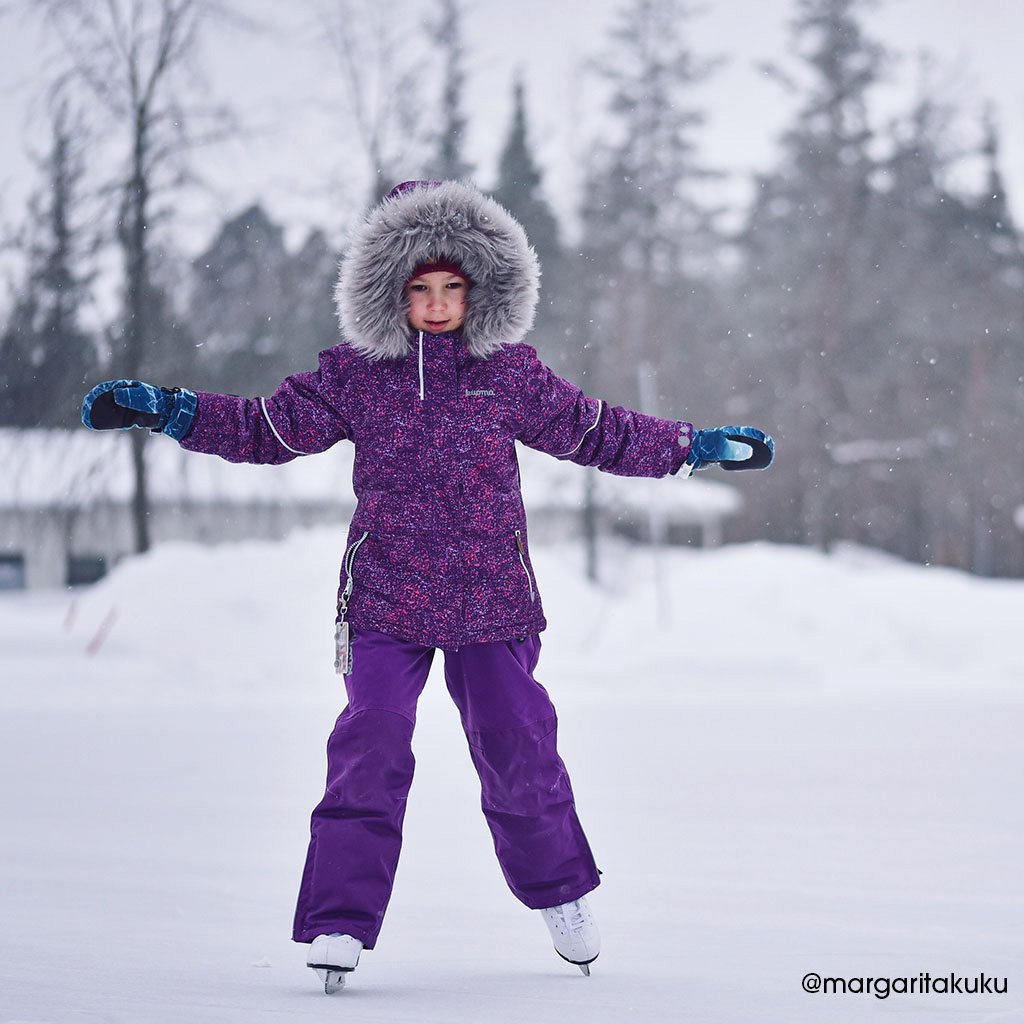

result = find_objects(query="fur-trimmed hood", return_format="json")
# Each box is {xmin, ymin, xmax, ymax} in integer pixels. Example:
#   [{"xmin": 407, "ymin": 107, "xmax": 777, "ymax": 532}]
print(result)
[{"xmin": 335, "ymin": 180, "xmax": 540, "ymax": 361}]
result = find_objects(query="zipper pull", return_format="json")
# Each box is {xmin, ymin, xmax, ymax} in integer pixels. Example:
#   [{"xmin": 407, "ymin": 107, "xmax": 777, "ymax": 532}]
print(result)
[
  {"xmin": 515, "ymin": 530, "xmax": 525, "ymax": 555},
  {"xmin": 334, "ymin": 619, "xmax": 351, "ymax": 675},
  {"xmin": 334, "ymin": 530, "xmax": 368, "ymax": 675}
]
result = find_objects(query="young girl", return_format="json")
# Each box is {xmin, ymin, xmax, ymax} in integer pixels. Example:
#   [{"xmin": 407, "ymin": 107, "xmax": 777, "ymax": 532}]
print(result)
[{"xmin": 82, "ymin": 179, "xmax": 773, "ymax": 993}]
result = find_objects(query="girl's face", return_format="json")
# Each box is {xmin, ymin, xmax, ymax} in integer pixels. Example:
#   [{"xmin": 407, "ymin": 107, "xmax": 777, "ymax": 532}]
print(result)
[{"xmin": 405, "ymin": 271, "xmax": 468, "ymax": 334}]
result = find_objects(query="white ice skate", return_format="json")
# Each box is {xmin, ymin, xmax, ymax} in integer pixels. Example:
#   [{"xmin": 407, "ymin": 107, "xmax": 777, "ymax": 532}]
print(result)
[
  {"xmin": 307, "ymin": 932, "xmax": 363, "ymax": 994},
  {"xmin": 540, "ymin": 896, "xmax": 600, "ymax": 975}
]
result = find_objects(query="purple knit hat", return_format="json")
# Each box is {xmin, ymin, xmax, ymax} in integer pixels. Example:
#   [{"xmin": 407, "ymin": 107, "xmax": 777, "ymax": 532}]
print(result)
[{"xmin": 385, "ymin": 180, "xmax": 443, "ymax": 200}]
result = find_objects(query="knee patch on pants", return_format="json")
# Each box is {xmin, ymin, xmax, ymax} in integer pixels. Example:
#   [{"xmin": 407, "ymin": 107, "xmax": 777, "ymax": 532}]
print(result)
[
  {"xmin": 324, "ymin": 707, "xmax": 416, "ymax": 805},
  {"xmin": 466, "ymin": 716, "xmax": 570, "ymax": 816}
]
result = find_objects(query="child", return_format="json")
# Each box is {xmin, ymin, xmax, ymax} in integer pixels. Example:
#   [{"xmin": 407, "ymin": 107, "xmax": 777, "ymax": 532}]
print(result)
[{"xmin": 82, "ymin": 179, "xmax": 773, "ymax": 993}]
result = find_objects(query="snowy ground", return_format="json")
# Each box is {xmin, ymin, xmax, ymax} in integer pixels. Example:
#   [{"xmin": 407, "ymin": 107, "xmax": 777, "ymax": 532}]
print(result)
[{"xmin": 1, "ymin": 529, "xmax": 1021, "ymax": 1023}]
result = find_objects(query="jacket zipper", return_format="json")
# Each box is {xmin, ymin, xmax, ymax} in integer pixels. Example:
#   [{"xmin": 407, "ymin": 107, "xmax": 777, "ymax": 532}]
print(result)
[
  {"xmin": 417, "ymin": 330, "xmax": 424, "ymax": 401},
  {"xmin": 337, "ymin": 530, "xmax": 369, "ymax": 621},
  {"xmin": 334, "ymin": 530, "xmax": 368, "ymax": 675},
  {"xmin": 514, "ymin": 529, "xmax": 536, "ymax": 603}
]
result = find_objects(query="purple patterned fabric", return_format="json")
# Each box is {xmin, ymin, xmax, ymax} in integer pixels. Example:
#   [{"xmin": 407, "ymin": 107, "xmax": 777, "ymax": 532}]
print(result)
[{"xmin": 179, "ymin": 331, "xmax": 693, "ymax": 647}]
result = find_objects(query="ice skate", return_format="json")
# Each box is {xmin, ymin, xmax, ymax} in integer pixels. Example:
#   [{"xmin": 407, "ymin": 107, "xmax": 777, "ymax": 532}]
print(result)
[
  {"xmin": 307, "ymin": 932, "xmax": 363, "ymax": 994},
  {"xmin": 540, "ymin": 896, "xmax": 600, "ymax": 975}
]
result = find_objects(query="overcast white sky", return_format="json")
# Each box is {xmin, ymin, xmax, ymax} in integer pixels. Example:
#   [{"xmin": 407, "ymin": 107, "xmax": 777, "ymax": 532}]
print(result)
[{"xmin": 1, "ymin": 0, "xmax": 1023, "ymax": 256}]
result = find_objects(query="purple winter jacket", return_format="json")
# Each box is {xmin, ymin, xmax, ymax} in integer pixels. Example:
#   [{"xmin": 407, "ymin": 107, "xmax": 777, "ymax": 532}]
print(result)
[{"xmin": 179, "ymin": 331, "xmax": 694, "ymax": 648}]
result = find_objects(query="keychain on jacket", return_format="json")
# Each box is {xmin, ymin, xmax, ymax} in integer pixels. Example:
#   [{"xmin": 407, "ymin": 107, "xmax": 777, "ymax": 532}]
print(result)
[
  {"xmin": 335, "ymin": 531, "xmax": 368, "ymax": 675},
  {"xmin": 334, "ymin": 614, "xmax": 351, "ymax": 676}
]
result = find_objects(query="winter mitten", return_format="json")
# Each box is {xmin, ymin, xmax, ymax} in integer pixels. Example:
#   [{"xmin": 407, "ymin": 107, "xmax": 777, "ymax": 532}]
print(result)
[
  {"xmin": 81, "ymin": 379, "xmax": 197, "ymax": 440},
  {"xmin": 685, "ymin": 426, "xmax": 774, "ymax": 472}
]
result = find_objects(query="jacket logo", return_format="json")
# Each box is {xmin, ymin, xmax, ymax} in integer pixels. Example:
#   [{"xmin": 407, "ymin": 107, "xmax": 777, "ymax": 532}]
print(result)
[{"xmin": 465, "ymin": 389, "xmax": 496, "ymax": 397}]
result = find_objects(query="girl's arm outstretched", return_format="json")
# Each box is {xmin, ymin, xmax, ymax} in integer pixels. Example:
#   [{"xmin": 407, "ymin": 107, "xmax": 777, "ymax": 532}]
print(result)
[
  {"xmin": 516, "ymin": 346, "xmax": 772, "ymax": 477},
  {"xmin": 82, "ymin": 347, "xmax": 353, "ymax": 465},
  {"xmin": 516, "ymin": 346, "xmax": 692, "ymax": 478}
]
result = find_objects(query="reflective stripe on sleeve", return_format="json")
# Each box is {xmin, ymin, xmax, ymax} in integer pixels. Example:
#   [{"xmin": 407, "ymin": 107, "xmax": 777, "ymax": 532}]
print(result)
[
  {"xmin": 259, "ymin": 397, "xmax": 312, "ymax": 456},
  {"xmin": 555, "ymin": 399, "xmax": 604, "ymax": 458}
]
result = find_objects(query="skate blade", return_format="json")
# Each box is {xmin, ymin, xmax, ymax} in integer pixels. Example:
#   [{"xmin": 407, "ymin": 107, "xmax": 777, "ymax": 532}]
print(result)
[
  {"xmin": 555, "ymin": 950, "xmax": 597, "ymax": 976},
  {"xmin": 309, "ymin": 963, "xmax": 355, "ymax": 995},
  {"xmin": 324, "ymin": 969, "xmax": 347, "ymax": 994}
]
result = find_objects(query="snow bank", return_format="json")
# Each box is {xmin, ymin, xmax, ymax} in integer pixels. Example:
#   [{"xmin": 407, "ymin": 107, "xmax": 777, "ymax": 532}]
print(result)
[{"xmin": 2, "ymin": 531, "xmax": 1020, "ymax": 710}]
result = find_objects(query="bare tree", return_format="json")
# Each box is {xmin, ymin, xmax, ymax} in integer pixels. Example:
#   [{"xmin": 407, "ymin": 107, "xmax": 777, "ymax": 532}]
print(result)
[
  {"xmin": 313, "ymin": 0, "xmax": 427, "ymax": 208},
  {"xmin": 35, "ymin": 0, "xmax": 231, "ymax": 553},
  {"xmin": 425, "ymin": 0, "xmax": 473, "ymax": 182}
]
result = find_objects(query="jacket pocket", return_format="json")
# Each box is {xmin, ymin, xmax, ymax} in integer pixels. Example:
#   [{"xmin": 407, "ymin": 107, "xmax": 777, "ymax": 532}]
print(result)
[
  {"xmin": 464, "ymin": 532, "xmax": 546, "ymax": 632},
  {"xmin": 514, "ymin": 529, "xmax": 536, "ymax": 603}
]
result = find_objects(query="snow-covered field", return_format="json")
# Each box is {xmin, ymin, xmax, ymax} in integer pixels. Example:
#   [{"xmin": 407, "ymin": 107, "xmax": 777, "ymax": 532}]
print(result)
[{"xmin": 1, "ymin": 529, "xmax": 1021, "ymax": 1023}]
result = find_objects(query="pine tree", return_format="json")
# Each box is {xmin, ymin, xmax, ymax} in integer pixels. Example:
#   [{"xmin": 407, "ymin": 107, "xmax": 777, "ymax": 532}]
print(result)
[
  {"xmin": 738, "ymin": 0, "xmax": 886, "ymax": 549},
  {"xmin": 491, "ymin": 76, "xmax": 572, "ymax": 369},
  {"xmin": 188, "ymin": 204, "xmax": 295, "ymax": 394},
  {"xmin": 187, "ymin": 206, "xmax": 339, "ymax": 395},
  {"xmin": 0, "ymin": 97, "xmax": 96, "ymax": 428},
  {"xmin": 284, "ymin": 228, "xmax": 343, "ymax": 371},
  {"xmin": 928, "ymin": 115, "xmax": 1024, "ymax": 574},
  {"xmin": 873, "ymin": 104, "xmax": 1024, "ymax": 574},
  {"xmin": 579, "ymin": 0, "xmax": 724, "ymax": 409},
  {"xmin": 493, "ymin": 77, "xmax": 560, "ymax": 262}
]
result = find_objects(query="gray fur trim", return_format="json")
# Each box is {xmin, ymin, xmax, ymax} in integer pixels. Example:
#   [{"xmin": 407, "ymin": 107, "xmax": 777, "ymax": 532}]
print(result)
[{"xmin": 335, "ymin": 180, "xmax": 540, "ymax": 360}]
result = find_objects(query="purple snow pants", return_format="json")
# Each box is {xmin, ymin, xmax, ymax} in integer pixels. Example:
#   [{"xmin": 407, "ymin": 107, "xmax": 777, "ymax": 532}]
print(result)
[{"xmin": 292, "ymin": 627, "xmax": 600, "ymax": 948}]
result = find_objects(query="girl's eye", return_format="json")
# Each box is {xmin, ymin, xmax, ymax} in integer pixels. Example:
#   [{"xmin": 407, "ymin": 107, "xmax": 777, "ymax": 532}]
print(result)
[{"xmin": 446, "ymin": 281, "xmax": 465, "ymax": 290}]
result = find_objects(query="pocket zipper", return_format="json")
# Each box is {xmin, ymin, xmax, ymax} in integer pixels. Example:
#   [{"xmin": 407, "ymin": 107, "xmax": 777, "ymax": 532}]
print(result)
[
  {"xmin": 337, "ymin": 530, "xmax": 369, "ymax": 620},
  {"xmin": 514, "ymin": 529, "xmax": 536, "ymax": 603},
  {"xmin": 334, "ymin": 531, "xmax": 368, "ymax": 676}
]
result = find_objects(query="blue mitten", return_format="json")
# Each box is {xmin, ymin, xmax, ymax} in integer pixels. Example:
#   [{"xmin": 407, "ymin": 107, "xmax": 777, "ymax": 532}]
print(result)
[
  {"xmin": 81, "ymin": 379, "xmax": 197, "ymax": 440},
  {"xmin": 686, "ymin": 426, "xmax": 775, "ymax": 472}
]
